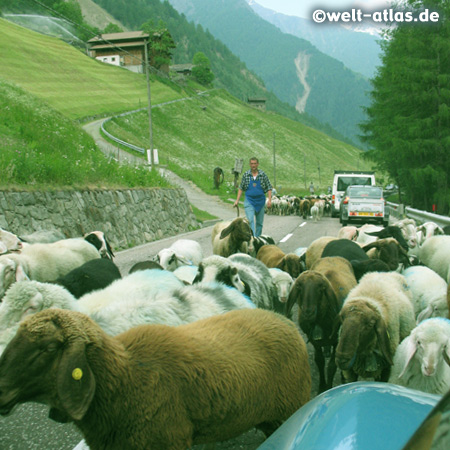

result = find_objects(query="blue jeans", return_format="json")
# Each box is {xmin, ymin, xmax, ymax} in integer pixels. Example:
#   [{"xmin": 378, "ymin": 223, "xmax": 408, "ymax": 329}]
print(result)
[{"xmin": 244, "ymin": 198, "xmax": 265, "ymax": 237}]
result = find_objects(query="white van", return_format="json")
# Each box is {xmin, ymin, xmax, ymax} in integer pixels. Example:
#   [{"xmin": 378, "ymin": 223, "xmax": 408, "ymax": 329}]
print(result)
[{"xmin": 331, "ymin": 170, "xmax": 376, "ymax": 217}]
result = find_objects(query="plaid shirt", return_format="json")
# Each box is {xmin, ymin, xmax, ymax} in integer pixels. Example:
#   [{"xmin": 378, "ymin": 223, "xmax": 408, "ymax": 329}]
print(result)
[{"xmin": 239, "ymin": 170, "xmax": 273, "ymax": 193}]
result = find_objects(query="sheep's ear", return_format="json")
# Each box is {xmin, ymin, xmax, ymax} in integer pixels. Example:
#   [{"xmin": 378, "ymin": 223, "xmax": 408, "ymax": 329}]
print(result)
[
  {"xmin": 21, "ymin": 293, "xmax": 43, "ymax": 320},
  {"xmin": 286, "ymin": 279, "xmax": 301, "ymax": 317},
  {"xmin": 220, "ymin": 222, "xmax": 235, "ymax": 239},
  {"xmin": 192, "ymin": 264, "xmax": 203, "ymax": 284},
  {"xmin": 416, "ymin": 305, "xmax": 433, "ymax": 324},
  {"xmin": 15, "ymin": 264, "xmax": 29, "ymax": 282},
  {"xmin": 375, "ymin": 318, "xmax": 393, "ymax": 366},
  {"xmin": 398, "ymin": 337, "xmax": 417, "ymax": 378},
  {"xmin": 444, "ymin": 340, "xmax": 450, "ymax": 368},
  {"xmin": 324, "ymin": 283, "xmax": 340, "ymax": 317},
  {"xmin": 57, "ymin": 341, "xmax": 96, "ymax": 421}
]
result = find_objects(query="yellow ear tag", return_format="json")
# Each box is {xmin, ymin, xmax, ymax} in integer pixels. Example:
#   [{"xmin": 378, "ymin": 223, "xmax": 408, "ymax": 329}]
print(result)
[{"xmin": 72, "ymin": 368, "xmax": 83, "ymax": 381}]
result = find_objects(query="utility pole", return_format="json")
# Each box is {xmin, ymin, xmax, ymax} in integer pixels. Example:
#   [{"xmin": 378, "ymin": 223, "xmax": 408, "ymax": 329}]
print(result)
[
  {"xmin": 304, "ymin": 153, "xmax": 306, "ymax": 189},
  {"xmin": 144, "ymin": 39, "xmax": 154, "ymax": 166},
  {"xmin": 273, "ymin": 133, "xmax": 276, "ymax": 189}
]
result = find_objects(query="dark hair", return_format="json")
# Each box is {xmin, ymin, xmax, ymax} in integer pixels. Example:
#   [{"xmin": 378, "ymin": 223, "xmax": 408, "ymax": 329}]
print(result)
[{"xmin": 250, "ymin": 157, "xmax": 259, "ymax": 163}]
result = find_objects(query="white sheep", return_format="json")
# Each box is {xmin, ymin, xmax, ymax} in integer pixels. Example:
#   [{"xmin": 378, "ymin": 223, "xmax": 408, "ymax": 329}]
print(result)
[
  {"xmin": 335, "ymin": 271, "xmax": 416, "ymax": 383},
  {"xmin": 0, "ymin": 238, "xmax": 100, "ymax": 299},
  {"xmin": 0, "ymin": 228, "xmax": 23, "ymax": 254},
  {"xmin": 310, "ymin": 204, "xmax": 320, "ymax": 222},
  {"xmin": 0, "ymin": 308, "xmax": 312, "ymax": 449},
  {"xmin": 389, "ymin": 318, "xmax": 450, "ymax": 395},
  {"xmin": 402, "ymin": 266, "xmax": 449, "ymax": 322},
  {"xmin": 268, "ymin": 268, "xmax": 294, "ymax": 304},
  {"xmin": 0, "ymin": 270, "xmax": 255, "ymax": 352},
  {"xmin": 416, "ymin": 221, "xmax": 445, "ymax": 246},
  {"xmin": 156, "ymin": 238, "xmax": 203, "ymax": 271},
  {"xmin": 419, "ymin": 235, "xmax": 450, "ymax": 283}
]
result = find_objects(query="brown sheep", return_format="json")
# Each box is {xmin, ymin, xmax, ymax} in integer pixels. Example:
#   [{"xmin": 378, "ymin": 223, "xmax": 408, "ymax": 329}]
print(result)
[
  {"xmin": 304, "ymin": 236, "xmax": 337, "ymax": 269},
  {"xmin": 211, "ymin": 218, "xmax": 252, "ymax": 257},
  {"xmin": 0, "ymin": 308, "xmax": 311, "ymax": 450},
  {"xmin": 287, "ymin": 256, "xmax": 357, "ymax": 393},
  {"xmin": 256, "ymin": 244, "xmax": 304, "ymax": 279},
  {"xmin": 299, "ymin": 198, "xmax": 311, "ymax": 219},
  {"xmin": 335, "ymin": 272, "xmax": 415, "ymax": 384},
  {"xmin": 362, "ymin": 237, "xmax": 410, "ymax": 270}
]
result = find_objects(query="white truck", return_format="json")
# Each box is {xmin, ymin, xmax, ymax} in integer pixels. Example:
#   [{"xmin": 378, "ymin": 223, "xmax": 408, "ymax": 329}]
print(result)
[{"xmin": 331, "ymin": 170, "xmax": 376, "ymax": 217}]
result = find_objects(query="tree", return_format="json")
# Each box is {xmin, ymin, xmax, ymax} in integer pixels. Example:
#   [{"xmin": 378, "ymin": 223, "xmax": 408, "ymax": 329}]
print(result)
[
  {"xmin": 103, "ymin": 23, "xmax": 123, "ymax": 34},
  {"xmin": 361, "ymin": 0, "xmax": 450, "ymax": 213},
  {"xmin": 192, "ymin": 52, "xmax": 215, "ymax": 86},
  {"xmin": 140, "ymin": 20, "xmax": 176, "ymax": 70}
]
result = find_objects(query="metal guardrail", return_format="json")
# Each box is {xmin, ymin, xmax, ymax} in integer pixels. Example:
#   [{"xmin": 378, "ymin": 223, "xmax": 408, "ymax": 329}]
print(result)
[
  {"xmin": 387, "ymin": 201, "xmax": 450, "ymax": 227},
  {"xmin": 100, "ymin": 94, "xmax": 208, "ymax": 156}
]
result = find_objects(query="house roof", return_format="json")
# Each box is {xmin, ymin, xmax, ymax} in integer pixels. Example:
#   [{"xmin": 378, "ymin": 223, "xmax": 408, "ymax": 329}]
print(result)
[
  {"xmin": 90, "ymin": 41, "xmax": 147, "ymax": 51},
  {"xmin": 88, "ymin": 31, "xmax": 149, "ymax": 44}
]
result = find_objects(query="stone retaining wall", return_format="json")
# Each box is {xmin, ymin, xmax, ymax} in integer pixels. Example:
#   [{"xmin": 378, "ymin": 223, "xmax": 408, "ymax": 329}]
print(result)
[{"xmin": 0, "ymin": 188, "xmax": 199, "ymax": 250}]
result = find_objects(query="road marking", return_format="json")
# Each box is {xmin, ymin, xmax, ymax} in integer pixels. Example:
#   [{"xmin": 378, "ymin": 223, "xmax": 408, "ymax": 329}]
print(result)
[
  {"xmin": 280, "ymin": 233, "xmax": 293, "ymax": 243},
  {"xmin": 299, "ymin": 222, "xmax": 307, "ymax": 227}
]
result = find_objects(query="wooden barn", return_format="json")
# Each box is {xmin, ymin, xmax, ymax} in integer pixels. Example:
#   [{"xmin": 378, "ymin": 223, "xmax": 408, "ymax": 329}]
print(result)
[{"xmin": 87, "ymin": 31, "xmax": 150, "ymax": 73}]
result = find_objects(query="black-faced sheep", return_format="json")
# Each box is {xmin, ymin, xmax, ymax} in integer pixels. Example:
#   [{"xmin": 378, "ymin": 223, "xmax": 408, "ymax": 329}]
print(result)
[
  {"xmin": 55, "ymin": 258, "xmax": 122, "ymax": 298},
  {"xmin": 84, "ymin": 231, "xmax": 114, "ymax": 260},
  {"xmin": 211, "ymin": 218, "xmax": 252, "ymax": 257},
  {"xmin": 248, "ymin": 234, "xmax": 275, "ymax": 257},
  {"xmin": 0, "ymin": 308, "xmax": 311, "ymax": 449},
  {"xmin": 256, "ymin": 244, "xmax": 304, "ymax": 279},
  {"xmin": 193, "ymin": 254, "xmax": 282, "ymax": 314},
  {"xmin": 287, "ymin": 256, "xmax": 357, "ymax": 393},
  {"xmin": 335, "ymin": 272, "xmax": 416, "ymax": 383},
  {"xmin": 389, "ymin": 318, "xmax": 450, "ymax": 395},
  {"xmin": 0, "ymin": 238, "xmax": 100, "ymax": 299}
]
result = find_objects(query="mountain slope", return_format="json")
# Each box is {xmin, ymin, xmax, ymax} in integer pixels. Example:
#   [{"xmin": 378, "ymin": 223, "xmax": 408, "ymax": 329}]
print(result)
[
  {"xmin": 248, "ymin": 1, "xmax": 382, "ymax": 79},
  {"xmin": 87, "ymin": 0, "xmax": 352, "ymax": 143},
  {"xmin": 167, "ymin": 0, "xmax": 371, "ymax": 145},
  {"xmin": 0, "ymin": 17, "xmax": 370, "ymax": 192}
]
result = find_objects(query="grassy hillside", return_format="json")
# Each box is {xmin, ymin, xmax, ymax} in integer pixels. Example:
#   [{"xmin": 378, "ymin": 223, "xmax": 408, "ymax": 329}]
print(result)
[
  {"xmin": 0, "ymin": 18, "xmax": 185, "ymax": 120},
  {"xmin": 0, "ymin": 17, "xmax": 373, "ymax": 194},
  {"xmin": 104, "ymin": 89, "xmax": 373, "ymax": 195},
  {"xmin": 0, "ymin": 79, "xmax": 169, "ymax": 190}
]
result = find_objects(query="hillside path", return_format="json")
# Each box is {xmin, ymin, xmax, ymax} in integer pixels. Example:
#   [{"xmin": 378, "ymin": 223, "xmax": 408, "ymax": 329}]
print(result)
[{"xmin": 82, "ymin": 118, "xmax": 237, "ymax": 222}]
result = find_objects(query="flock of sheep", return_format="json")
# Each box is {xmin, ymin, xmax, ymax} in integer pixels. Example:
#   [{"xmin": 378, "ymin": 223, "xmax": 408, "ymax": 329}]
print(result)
[{"xmin": 0, "ymin": 214, "xmax": 449, "ymax": 449}]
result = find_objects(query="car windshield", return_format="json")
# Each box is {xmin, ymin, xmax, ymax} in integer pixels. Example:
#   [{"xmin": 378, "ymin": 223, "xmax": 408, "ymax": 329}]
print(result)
[
  {"xmin": 337, "ymin": 176, "xmax": 373, "ymax": 191},
  {"xmin": 348, "ymin": 186, "xmax": 383, "ymax": 199}
]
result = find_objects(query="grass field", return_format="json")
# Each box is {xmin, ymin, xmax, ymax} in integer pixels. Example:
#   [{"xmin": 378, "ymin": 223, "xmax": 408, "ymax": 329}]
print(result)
[{"xmin": 0, "ymin": 18, "xmax": 186, "ymax": 120}]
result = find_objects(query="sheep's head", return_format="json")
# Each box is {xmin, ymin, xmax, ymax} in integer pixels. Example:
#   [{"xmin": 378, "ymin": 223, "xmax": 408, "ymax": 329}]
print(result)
[
  {"xmin": 84, "ymin": 231, "xmax": 114, "ymax": 260},
  {"xmin": 193, "ymin": 256, "xmax": 247, "ymax": 294},
  {"xmin": 289, "ymin": 271, "xmax": 338, "ymax": 336},
  {"xmin": 399, "ymin": 319, "xmax": 450, "ymax": 378},
  {"xmin": 335, "ymin": 299, "xmax": 392, "ymax": 371},
  {"xmin": 278, "ymin": 254, "xmax": 303, "ymax": 279},
  {"xmin": 0, "ymin": 229, "xmax": 23, "ymax": 254},
  {"xmin": 0, "ymin": 309, "xmax": 96, "ymax": 421},
  {"xmin": 0, "ymin": 257, "xmax": 29, "ymax": 300},
  {"xmin": 219, "ymin": 218, "xmax": 252, "ymax": 243}
]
